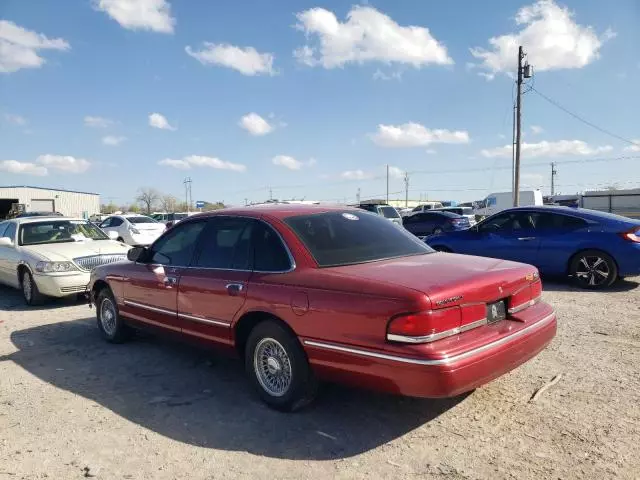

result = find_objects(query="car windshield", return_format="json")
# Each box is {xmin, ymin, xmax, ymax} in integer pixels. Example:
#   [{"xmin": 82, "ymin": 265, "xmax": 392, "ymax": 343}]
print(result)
[
  {"xmin": 379, "ymin": 206, "xmax": 400, "ymax": 218},
  {"xmin": 19, "ymin": 220, "xmax": 109, "ymax": 245},
  {"xmin": 127, "ymin": 216, "xmax": 157, "ymax": 224},
  {"xmin": 284, "ymin": 211, "xmax": 432, "ymax": 267}
]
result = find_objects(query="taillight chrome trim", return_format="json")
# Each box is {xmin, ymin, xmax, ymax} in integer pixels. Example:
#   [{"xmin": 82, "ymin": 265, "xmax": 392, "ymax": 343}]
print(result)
[
  {"xmin": 387, "ymin": 317, "xmax": 487, "ymax": 344},
  {"xmin": 508, "ymin": 295, "xmax": 541, "ymax": 315}
]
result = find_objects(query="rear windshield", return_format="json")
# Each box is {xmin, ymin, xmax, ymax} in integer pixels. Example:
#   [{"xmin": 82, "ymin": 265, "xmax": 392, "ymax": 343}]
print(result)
[
  {"xmin": 447, "ymin": 207, "xmax": 473, "ymax": 215},
  {"xmin": 127, "ymin": 216, "xmax": 157, "ymax": 224},
  {"xmin": 284, "ymin": 211, "xmax": 432, "ymax": 267},
  {"xmin": 379, "ymin": 206, "xmax": 400, "ymax": 218}
]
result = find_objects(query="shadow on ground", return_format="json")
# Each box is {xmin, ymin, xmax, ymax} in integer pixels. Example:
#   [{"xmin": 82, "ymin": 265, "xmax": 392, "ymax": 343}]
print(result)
[
  {"xmin": 542, "ymin": 277, "xmax": 639, "ymax": 293},
  {"xmin": 0, "ymin": 285, "xmax": 86, "ymax": 312},
  {"xmin": 3, "ymin": 318, "xmax": 465, "ymax": 460}
]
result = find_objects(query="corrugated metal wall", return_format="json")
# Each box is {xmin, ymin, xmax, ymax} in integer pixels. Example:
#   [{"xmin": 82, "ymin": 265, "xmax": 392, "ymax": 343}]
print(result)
[{"xmin": 0, "ymin": 187, "xmax": 100, "ymax": 218}]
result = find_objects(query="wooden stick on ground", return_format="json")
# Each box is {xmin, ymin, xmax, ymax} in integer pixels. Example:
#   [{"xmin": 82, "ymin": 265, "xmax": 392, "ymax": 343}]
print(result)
[{"xmin": 529, "ymin": 374, "xmax": 563, "ymax": 403}]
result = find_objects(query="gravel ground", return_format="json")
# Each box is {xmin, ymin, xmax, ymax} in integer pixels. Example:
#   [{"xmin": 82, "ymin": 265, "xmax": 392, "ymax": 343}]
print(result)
[{"xmin": 1, "ymin": 278, "xmax": 639, "ymax": 480}]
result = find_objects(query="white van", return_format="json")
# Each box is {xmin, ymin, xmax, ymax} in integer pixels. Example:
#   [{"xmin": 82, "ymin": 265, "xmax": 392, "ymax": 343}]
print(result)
[{"xmin": 474, "ymin": 190, "xmax": 543, "ymax": 218}]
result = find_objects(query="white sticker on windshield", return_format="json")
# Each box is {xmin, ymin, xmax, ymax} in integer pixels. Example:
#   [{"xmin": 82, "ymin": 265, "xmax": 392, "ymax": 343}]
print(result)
[{"xmin": 342, "ymin": 213, "xmax": 359, "ymax": 221}]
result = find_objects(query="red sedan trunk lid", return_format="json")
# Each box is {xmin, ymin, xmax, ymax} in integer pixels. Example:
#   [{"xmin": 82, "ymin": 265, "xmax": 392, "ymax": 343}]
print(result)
[{"xmin": 329, "ymin": 252, "xmax": 535, "ymax": 307}]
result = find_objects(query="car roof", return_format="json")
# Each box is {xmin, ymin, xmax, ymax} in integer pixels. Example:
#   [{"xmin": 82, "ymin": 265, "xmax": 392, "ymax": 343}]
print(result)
[
  {"xmin": 504, "ymin": 205, "xmax": 640, "ymax": 223},
  {"xmin": 191, "ymin": 204, "xmax": 356, "ymax": 220},
  {"xmin": 9, "ymin": 216, "xmax": 86, "ymax": 224}
]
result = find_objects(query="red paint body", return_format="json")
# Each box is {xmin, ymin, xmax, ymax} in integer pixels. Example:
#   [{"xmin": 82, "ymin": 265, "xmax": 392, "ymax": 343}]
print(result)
[{"xmin": 90, "ymin": 205, "xmax": 556, "ymax": 398}]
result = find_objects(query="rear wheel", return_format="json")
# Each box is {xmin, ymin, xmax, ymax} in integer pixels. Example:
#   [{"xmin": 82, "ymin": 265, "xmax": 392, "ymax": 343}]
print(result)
[
  {"xmin": 21, "ymin": 270, "xmax": 45, "ymax": 306},
  {"xmin": 96, "ymin": 288, "xmax": 131, "ymax": 343},
  {"xmin": 570, "ymin": 250, "xmax": 618, "ymax": 289},
  {"xmin": 245, "ymin": 320, "xmax": 317, "ymax": 412}
]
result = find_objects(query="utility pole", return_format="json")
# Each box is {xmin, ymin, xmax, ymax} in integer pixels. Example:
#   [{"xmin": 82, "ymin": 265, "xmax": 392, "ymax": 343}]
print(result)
[
  {"xmin": 550, "ymin": 162, "xmax": 557, "ymax": 196},
  {"xmin": 356, "ymin": 187, "xmax": 361, "ymax": 204},
  {"xmin": 386, "ymin": 164, "xmax": 389, "ymax": 203},
  {"xmin": 511, "ymin": 104, "xmax": 517, "ymax": 196},
  {"xmin": 269, "ymin": 188, "xmax": 273, "ymax": 201},
  {"xmin": 183, "ymin": 177, "xmax": 192, "ymax": 212},
  {"xmin": 244, "ymin": 198, "xmax": 248, "ymax": 206},
  {"xmin": 404, "ymin": 171, "xmax": 409, "ymax": 207},
  {"xmin": 513, "ymin": 46, "xmax": 524, "ymax": 207}
]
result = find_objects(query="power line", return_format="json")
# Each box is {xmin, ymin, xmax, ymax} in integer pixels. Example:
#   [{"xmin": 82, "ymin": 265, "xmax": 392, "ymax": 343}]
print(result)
[{"xmin": 531, "ymin": 87, "xmax": 640, "ymax": 148}]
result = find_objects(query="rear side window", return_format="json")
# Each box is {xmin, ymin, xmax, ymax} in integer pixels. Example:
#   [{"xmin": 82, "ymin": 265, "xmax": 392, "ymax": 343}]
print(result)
[
  {"xmin": 193, "ymin": 217, "xmax": 253, "ymax": 270},
  {"xmin": 534, "ymin": 213, "xmax": 588, "ymax": 230},
  {"xmin": 251, "ymin": 222, "xmax": 292, "ymax": 272},
  {"xmin": 379, "ymin": 206, "xmax": 400, "ymax": 219},
  {"xmin": 150, "ymin": 221, "xmax": 206, "ymax": 266},
  {"xmin": 110, "ymin": 217, "xmax": 124, "ymax": 227}
]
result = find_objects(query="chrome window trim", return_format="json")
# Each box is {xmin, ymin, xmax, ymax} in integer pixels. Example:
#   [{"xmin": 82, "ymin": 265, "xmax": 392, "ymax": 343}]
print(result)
[
  {"xmin": 508, "ymin": 295, "xmax": 541, "ymax": 315},
  {"xmin": 387, "ymin": 317, "xmax": 488, "ymax": 344},
  {"xmin": 178, "ymin": 312, "xmax": 231, "ymax": 328},
  {"xmin": 304, "ymin": 312, "xmax": 555, "ymax": 367},
  {"xmin": 124, "ymin": 300, "xmax": 175, "ymax": 316}
]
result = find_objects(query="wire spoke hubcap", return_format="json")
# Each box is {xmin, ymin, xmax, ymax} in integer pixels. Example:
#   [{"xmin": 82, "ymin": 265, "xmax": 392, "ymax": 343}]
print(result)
[
  {"xmin": 575, "ymin": 256, "xmax": 610, "ymax": 286},
  {"xmin": 100, "ymin": 298, "xmax": 117, "ymax": 336},
  {"xmin": 254, "ymin": 338, "xmax": 292, "ymax": 397}
]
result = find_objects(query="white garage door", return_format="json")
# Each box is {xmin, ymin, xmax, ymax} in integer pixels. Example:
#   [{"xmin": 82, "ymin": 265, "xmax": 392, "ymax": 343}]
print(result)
[{"xmin": 30, "ymin": 199, "xmax": 54, "ymax": 212}]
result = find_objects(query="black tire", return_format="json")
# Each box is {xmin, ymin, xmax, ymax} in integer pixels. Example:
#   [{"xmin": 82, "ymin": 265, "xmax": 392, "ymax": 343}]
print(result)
[
  {"xmin": 96, "ymin": 288, "xmax": 131, "ymax": 343},
  {"xmin": 21, "ymin": 270, "xmax": 45, "ymax": 306},
  {"xmin": 569, "ymin": 250, "xmax": 618, "ymax": 289},
  {"xmin": 245, "ymin": 320, "xmax": 317, "ymax": 412},
  {"xmin": 433, "ymin": 245, "xmax": 452, "ymax": 253}
]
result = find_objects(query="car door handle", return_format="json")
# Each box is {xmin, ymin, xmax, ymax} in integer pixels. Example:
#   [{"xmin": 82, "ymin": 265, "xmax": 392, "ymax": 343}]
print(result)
[
  {"xmin": 517, "ymin": 237, "xmax": 536, "ymax": 241},
  {"xmin": 163, "ymin": 276, "xmax": 178, "ymax": 286},
  {"xmin": 226, "ymin": 283, "xmax": 244, "ymax": 295}
]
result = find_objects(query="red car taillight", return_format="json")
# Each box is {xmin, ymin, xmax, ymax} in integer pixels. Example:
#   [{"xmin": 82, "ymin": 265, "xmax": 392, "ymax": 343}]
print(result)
[
  {"xmin": 508, "ymin": 279, "xmax": 542, "ymax": 315},
  {"xmin": 387, "ymin": 304, "xmax": 486, "ymax": 344},
  {"xmin": 619, "ymin": 228, "xmax": 640, "ymax": 243}
]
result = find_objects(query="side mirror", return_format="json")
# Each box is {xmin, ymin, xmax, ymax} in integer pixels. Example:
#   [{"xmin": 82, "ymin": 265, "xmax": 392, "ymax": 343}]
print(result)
[
  {"xmin": 127, "ymin": 246, "xmax": 147, "ymax": 262},
  {"xmin": 107, "ymin": 231, "xmax": 119, "ymax": 240},
  {"xmin": 0, "ymin": 237, "xmax": 13, "ymax": 247}
]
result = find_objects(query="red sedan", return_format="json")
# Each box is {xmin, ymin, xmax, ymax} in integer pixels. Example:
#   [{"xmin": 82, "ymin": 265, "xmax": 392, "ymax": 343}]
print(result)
[{"xmin": 88, "ymin": 204, "xmax": 556, "ymax": 411}]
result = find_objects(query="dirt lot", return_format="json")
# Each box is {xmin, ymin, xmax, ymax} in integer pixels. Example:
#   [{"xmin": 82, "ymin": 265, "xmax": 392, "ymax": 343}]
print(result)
[{"xmin": 1, "ymin": 279, "xmax": 639, "ymax": 480}]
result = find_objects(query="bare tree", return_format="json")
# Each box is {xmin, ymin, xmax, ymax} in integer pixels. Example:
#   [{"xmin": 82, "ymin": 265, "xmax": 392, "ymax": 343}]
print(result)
[
  {"xmin": 160, "ymin": 194, "xmax": 178, "ymax": 213},
  {"xmin": 136, "ymin": 188, "xmax": 160, "ymax": 214}
]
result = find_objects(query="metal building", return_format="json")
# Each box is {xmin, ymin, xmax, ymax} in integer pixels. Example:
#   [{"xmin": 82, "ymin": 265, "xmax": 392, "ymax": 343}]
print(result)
[{"xmin": 0, "ymin": 186, "xmax": 100, "ymax": 219}]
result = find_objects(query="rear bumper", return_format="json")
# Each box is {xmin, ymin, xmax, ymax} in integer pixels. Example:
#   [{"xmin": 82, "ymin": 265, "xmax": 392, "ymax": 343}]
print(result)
[
  {"xmin": 616, "ymin": 243, "xmax": 640, "ymax": 277},
  {"xmin": 304, "ymin": 311, "xmax": 556, "ymax": 398}
]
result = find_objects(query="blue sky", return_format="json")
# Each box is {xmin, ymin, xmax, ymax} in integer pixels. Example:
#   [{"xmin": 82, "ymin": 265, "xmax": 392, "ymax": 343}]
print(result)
[{"xmin": 1, "ymin": 0, "xmax": 639, "ymax": 206}]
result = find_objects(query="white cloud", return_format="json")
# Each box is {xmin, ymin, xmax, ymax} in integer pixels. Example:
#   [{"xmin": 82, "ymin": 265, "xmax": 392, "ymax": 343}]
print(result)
[
  {"xmin": 426, "ymin": 149, "xmax": 437, "ymax": 155},
  {"xmin": 93, "ymin": 0, "xmax": 175, "ymax": 34},
  {"xmin": 388, "ymin": 166, "xmax": 406, "ymax": 179},
  {"xmin": 307, "ymin": 157, "xmax": 317, "ymax": 167},
  {"xmin": 373, "ymin": 69, "xmax": 402, "ymax": 81},
  {"xmin": 481, "ymin": 140, "xmax": 613, "ymax": 158},
  {"xmin": 272, "ymin": 155, "xmax": 302, "ymax": 170},
  {"xmin": 340, "ymin": 169, "xmax": 371, "ymax": 180},
  {"xmin": 36, "ymin": 154, "xmax": 91, "ymax": 173},
  {"xmin": 148, "ymin": 112, "xmax": 175, "ymax": 130},
  {"xmin": 531, "ymin": 125, "xmax": 544, "ymax": 134},
  {"xmin": 370, "ymin": 122, "xmax": 470, "ymax": 148},
  {"xmin": 84, "ymin": 116, "xmax": 113, "ymax": 128},
  {"xmin": 0, "ymin": 20, "xmax": 70, "ymax": 73},
  {"xmin": 159, "ymin": 155, "xmax": 246, "ymax": 172},
  {"xmin": 293, "ymin": 6, "xmax": 453, "ymax": 69},
  {"xmin": 102, "ymin": 135, "xmax": 126, "ymax": 146},
  {"xmin": 0, "ymin": 159, "xmax": 47, "ymax": 176},
  {"xmin": 185, "ymin": 43, "xmax": 276, "ymax": 76},
  {"xmin": 239, "ymin": 113, "xmax": 273, "ymax": 136},
  {"xmin": 3, "ymin": 113, "xmax": 27, "ymax": 125},
  {"xmin": 471, "ymin": 0, "xmax": 615, "ymax": 78},
  {"xmin": 623, "ymin": 140, "xmax": 640, "ymax": 152}
]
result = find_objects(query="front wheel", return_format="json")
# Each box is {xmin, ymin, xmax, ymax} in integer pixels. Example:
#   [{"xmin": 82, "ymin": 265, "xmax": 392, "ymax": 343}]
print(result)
[
  {"xmin": 245, "ymin": 320, "xmax": 317, "ymax": 412},
  {"xmin": 21, "ymin": 270, "xmax": 45, "ymax": 306},
  {"xmin": 96, "ymin": 288, "xmax": 131, "ymax": 343},
  {"xmin": 570, "ymin": 250, "xmax": 618, "ymax": 289}
]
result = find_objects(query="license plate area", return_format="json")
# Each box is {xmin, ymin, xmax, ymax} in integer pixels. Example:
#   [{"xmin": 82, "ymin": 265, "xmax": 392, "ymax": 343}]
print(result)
[{"xmin": 486, "ymin": 300, "xmax": 507, "ymax": 324}]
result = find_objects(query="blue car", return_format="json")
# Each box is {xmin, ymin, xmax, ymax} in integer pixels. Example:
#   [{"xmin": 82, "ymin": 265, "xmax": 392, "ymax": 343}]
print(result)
[
  {"xmin": 426, "ymin": 206, "xmax": 640, "ymax": 289},
  {"xmin": 403, "ymin": 211, "xmax": 470, "ymax": 238}
]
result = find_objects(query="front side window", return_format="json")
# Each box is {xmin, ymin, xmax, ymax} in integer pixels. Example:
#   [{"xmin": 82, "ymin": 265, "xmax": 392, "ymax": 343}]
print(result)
[
  {"xmin": 110, "ymin": 217, "xmax": 124, "ymax": 227},
  {"xmin": 19, "ymin": 220, "xmax": 109, "ymax": 245},
  {"xmin": 0, "ymin": 222, "xmax": 8, "ymax": 238},
  {"xmin": 479, "ymin": 212, "xmax": 535, "ymax": 233},
  {"xmin": 149, "ymin": 221, "xmax": 206, "ymax": 266},
  {"xmin": 100, "ymin": 218, "xmax": 112, "ymax": 228},
  {"xmin": 285, "ymin": 211, "xmax": 431, "ymax": 267}
]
